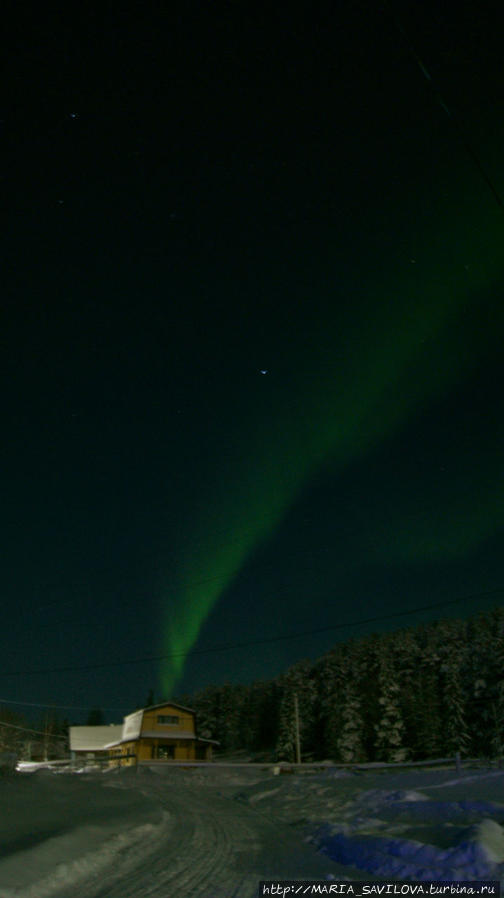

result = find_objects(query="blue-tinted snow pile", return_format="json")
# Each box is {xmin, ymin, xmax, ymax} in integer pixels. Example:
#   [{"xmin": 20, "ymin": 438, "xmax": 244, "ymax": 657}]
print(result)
[{"xmin": 310, "ymin": 789, "xmax": 504, "ymax": 880}]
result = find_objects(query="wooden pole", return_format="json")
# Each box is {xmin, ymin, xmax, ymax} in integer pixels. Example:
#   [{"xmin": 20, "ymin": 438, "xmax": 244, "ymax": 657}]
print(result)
[{"xmin": 294, "ymin": 694, "xmax": 301, "ymax": 764}]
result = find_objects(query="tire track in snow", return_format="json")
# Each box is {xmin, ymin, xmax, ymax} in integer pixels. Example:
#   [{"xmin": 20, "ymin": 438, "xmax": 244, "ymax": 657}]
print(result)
[{"xmin": 51, "ymin": 771, "xmax": 337, "ymax": 898}]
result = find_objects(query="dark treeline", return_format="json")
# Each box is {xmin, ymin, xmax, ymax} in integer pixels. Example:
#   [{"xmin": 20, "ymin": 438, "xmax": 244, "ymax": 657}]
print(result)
[
  {"xmin": 0, "ymin": 708, "xmax": 110, "ymax": 762},
  {"xmin": 176, "ymin": 606, "xmax": 504, "ymax": 763},
  {"xmin": 0, "ymin": 709, "xmax": 70, "ymax": 761}
]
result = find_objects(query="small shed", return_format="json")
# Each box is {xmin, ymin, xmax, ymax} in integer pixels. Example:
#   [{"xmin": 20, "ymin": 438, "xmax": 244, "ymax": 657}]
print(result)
[{"xmin": 69, "ymin": 725, "xmax": 123, "ymax": 761}]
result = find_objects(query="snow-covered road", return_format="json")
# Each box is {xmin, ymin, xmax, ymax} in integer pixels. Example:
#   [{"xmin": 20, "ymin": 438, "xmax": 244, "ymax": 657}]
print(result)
[
  {"xmin": 2, "ymin": 764, "xmax": 504, "ymax": 897},
  {"xmin": 100, "ymin": 770, "xmax": 338, "ymax": 897},
  {"xmin": 0, "ymin": 766, "xmax": 338, "ymax": 898}
]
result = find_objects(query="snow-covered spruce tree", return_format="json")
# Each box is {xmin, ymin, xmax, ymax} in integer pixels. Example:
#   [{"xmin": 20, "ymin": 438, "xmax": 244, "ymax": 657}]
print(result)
[
  {"xmin": 260, "ymin": 680, "xmax": 281, "ymax": 753},
  {"xmin": 415, "ymin": 653, "xmax": 443, "ymax": 759},
  {"xmin": 410, "ymin": 623, "xmax": 444, "ymax": 760},
  {"xmin": 275, "ymin": 694, "xmax": 296, "ymax": 761},
  {"xmin": 275, "ymin": 659, "xmax": 317, "ymax": 762},
  {"xmin": 188, "ymin": 684, "xmax": 221, "ymax": 741},
  {"xmin": 276, "ymin": 686, "xmax": 303, "ymax": 762},
  {"xmin": 490, "ymin": 693, "xmax": 504, "ymax": 762},
  {"xmin": 436, "ymin": 618, "xmax": 470, "ymax": 758},
  {"xmin": 0, "ymin": 707, "xmax": 26, "ymax": 755},
  {"xmin": 462, "ymin": 607, "xmax": 504, "ymax": 758},
  {"xmin": 487, "ymin": 609, "xmax": 504, "ymax": 761},
  {"xmin": 321, "ymin": 640, "xmax": 367, "ymax": 763},
  {"xmin": 358, "ymin": 633, "xmax": 386, "ymax": 760},
  {"xmin": 441, "ymin": 659, "xmax": 470, "ymax": 757},
  {"xmin": 86, "ymin": 707, "xmax": 105, "ymax": 726},
  {"xmin": 336, "ymin": 655, "xmax": 366, "ymax": 763},
  {"xmin": 388, "ymin": 628, "xmax": 423, "ymax": 759},
  {"xmin": 240, "ymin": 679, "xmax": 280, "ymax": 754},
  {"xmin": 373, "ymin": 645, "xmax": 409, "ymax": 762},
  {"xmin": 464, "ymin": 611, "xmax": 494, "ymax": 757},
  {"xmin": 239, "ymin": 681, "xmax": 260, "ymax": 752},
  {"xmin": 215, "ymin": 683, "xmax": 249, "ymax": 752},
  {"xmin": 316, "ymin": 648, "xmax": 346, "ymax": 761}
]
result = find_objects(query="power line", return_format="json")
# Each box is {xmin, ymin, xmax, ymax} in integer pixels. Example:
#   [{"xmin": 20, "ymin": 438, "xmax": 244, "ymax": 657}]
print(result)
[
  {"xmin": 0, "ymin": 720, "xmax": 67, "ymax": 741},
  {"xmin": 25, "ymin": 571, "xmax": 370, "ymax": 634},
  {"xmin": 1, "ymin": 585, "xmax": 502, "ymax": 679},
  {"xmin": 0, "ymin": 697, "xmax": 130, "ymax": 713}
]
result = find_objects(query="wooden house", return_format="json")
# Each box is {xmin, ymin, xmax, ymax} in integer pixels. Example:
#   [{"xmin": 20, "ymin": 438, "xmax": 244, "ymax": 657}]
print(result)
[{"xmin": 106, "ymin": 702, "xmax": 218, "ymax": 765}]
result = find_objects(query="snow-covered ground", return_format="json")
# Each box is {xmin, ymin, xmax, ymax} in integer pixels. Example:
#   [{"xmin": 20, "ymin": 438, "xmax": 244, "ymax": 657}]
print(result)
[{"xmin": 1, "ymin": 763, "xmax": 504, "ymax": 897}]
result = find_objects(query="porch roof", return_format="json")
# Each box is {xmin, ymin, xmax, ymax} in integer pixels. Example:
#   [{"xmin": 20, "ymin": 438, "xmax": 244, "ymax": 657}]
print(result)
[{"xmin": 105, "ymin": 732, "xmax": 219, "ymax": 748}]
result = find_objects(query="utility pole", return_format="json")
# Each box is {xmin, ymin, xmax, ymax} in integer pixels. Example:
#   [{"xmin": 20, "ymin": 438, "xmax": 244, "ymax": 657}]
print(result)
[
  {"xmin": 44, "ymin": 714, "xmax": 51, "ymax": 762},
  {"xmin": 294, "ymin": 694, "xmax": 301, "ymax": 765}
]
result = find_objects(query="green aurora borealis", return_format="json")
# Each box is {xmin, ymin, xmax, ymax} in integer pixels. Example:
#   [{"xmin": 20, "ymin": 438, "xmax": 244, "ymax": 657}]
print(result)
[{"xmin": 160, "ymin": 177, "xmax": 504, "ymax": 694}]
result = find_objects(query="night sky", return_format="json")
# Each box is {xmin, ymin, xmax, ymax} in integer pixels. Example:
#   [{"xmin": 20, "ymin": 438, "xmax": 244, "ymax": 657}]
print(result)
[{"xmin": 3, "ymin": 1, "xmax": 504, "ymax": 721}]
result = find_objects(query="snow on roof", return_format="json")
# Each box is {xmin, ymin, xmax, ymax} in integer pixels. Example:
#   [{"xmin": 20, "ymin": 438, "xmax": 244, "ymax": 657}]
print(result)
[
  {"xmin": 104, "ymin": 732, "xmax": 220, "ymax": 748},
  {"xmin": 69, "ymin": 725, "xmax": 123, "ymax": 752},
  {"xmin": 136, "ymin": 730, "xmax": 198, "ymax": 741}
]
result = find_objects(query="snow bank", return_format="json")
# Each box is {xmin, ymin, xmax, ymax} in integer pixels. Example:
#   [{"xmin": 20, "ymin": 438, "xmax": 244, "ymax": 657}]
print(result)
[
  {"xmin": 0, "ymin": 814, "xmax": 171, "ymax": 898},
  {"xmin": 0, "ymin": 770, "xmax": 169, "ymax": 898}
]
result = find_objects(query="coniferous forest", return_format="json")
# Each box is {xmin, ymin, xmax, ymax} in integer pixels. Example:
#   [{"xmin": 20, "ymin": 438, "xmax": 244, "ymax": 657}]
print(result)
[{"xmin": 177, "ymin": 606, "xmax": 504, "ymax": 763}]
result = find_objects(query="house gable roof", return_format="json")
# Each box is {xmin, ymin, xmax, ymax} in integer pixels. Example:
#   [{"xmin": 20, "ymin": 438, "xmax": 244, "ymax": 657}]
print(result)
[{"xmin": 141, "ymin": 701, "xmax": 195, "ymax": 714}]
